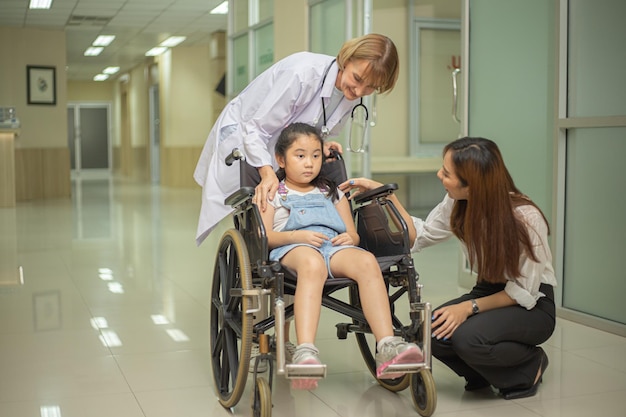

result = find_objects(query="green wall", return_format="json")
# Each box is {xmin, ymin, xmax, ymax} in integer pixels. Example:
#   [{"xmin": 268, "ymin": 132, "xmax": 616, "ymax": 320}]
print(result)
[{"xmin": 468, "ymin": 0, "xmax": 555, "ymax": 223}]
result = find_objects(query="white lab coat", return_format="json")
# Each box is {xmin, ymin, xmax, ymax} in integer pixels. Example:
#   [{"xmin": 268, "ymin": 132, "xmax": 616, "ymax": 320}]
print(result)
[{"xmin": 194, "ymin": 51, "xmax": 360, "ymax": 245}]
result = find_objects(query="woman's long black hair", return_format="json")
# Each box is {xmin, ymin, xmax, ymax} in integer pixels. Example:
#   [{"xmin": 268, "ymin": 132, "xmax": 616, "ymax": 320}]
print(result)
[{"xmin": 274, "ymin": 122, "xmax": 339, "ymax": 201}]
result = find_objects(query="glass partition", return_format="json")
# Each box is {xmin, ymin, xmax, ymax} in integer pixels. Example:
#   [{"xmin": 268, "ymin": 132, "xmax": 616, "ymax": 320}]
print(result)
[
  {"xmin": 563, "ymin": 127, "xmax": 626, "ymax": 324},
  {"xmin": 310, "ymin": 0, "xmax": 346, "ymax": 54},
  {"xmin": 556, "ymin": 0, "xmax": 626, "ymax": 331},
  {"xmin": 229, "ymin": 0, "xmax": 274, "ymax": 95},
  {"xmin": 254, "ymin": 23, "xmax": 274, "ymax": 77},
  {"xmin": 233, "ymin": 0, "xmax": 249, "ymax": 33},
  {"xmin": 259, "ymin": 0, "xmax": 273, "ymax": 21},
  {"xmin": 412, "ymin": 20, "xmax": 462, "ymax": 155},
  {"xmin": 233, "ymin": 34, "xmax": 249, "ymax": 94},
  {"xmin": 567, "ymin": 0, "xmax": 626, "ymax": 117}
]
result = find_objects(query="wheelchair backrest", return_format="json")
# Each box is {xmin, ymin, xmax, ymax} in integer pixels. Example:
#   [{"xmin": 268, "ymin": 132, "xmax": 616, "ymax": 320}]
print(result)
[{"xmin": 355, "ymin": 201, "xmax": 409, "ymax": 257}]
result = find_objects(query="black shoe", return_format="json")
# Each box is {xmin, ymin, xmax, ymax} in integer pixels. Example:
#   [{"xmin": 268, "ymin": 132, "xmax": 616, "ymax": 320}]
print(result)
[
  {"xmin": 501, "ymin": 349, "xmax": 548, "ymax": 400},
  {"xmin": 465, "ymin": 377, "xmax": 490, "ymax": 391}
]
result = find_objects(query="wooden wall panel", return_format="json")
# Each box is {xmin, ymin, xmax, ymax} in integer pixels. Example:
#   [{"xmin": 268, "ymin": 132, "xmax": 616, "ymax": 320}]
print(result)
[
  {"xmin": 43, "ymin": 148, "xmax": 71, "ymax": 199},
  {"xmin": 0, "ymin": 132, "xmax": 16, "ymax": 207},
  {"xmin": 161, "ymin": 146, "xmax": 202, "ymax": 188},
  {"xmin": 15, "ymin": 147, "xmax": 70, "ymax": 201},
  {"xmin": 133, "ymin": 145, "xmax": 148, "ymax": 182},
  {"xmin": 15, "ymin": 149, "xmax": 43, "ymax": 201}
]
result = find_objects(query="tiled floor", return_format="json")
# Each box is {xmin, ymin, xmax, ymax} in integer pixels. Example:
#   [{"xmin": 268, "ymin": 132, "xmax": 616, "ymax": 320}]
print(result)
[{"xmin": 1, "ymin": 177, "xmax": 625, "ymax": 417}]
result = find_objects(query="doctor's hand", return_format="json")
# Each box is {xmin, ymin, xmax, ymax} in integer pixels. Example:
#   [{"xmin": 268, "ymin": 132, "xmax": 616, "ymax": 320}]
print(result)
[
  {"xmin": 324, "ymin": 141, "xmax": 343, "ymax": 159},
  {"xmin": 254, "ymin": 166, "xmax": 279, "ymax": 211},
  {"xmin": 338, "ymin": 178, "xmax": 383, "ymax": 199}
]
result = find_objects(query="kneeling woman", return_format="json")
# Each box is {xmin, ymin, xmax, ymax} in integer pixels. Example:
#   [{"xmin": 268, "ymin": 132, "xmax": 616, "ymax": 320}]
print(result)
[{"xmin": 341, "ymin": 137, "xmax": 556, "ymax": 399}]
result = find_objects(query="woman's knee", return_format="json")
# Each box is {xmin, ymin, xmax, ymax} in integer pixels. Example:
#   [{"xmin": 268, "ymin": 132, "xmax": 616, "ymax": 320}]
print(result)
[{"xmin": 448, "ymin": 325, "xmax": 484, "ymax": 358}]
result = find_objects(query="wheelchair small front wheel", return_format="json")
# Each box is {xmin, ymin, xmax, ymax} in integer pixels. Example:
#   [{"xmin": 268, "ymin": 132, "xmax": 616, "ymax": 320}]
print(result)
[
  {"xmin": 210, "ymin": 229, "xmax": 253, "ymax": 409},
  {"xmin": 410, "ymin": 368, "xmax": 437, "ymax": 417},
  {"xmin": 252, "ymin": 377, "xmax": 272, "ymax": 417}
]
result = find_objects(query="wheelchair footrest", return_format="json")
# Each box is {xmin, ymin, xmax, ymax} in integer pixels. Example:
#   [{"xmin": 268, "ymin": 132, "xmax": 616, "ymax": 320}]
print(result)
[
  {"xmin": 285, "ymin": 363, "xmax": 327, "ymax": 379},
  {"xmin": 378, "ymin": 362, "xmax": 424, "ymax": 377}
]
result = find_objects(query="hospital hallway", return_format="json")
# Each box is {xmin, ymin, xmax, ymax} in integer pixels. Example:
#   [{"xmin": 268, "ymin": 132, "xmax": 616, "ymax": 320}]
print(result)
[{"xmin": 1, "ymin": 176, "xmax": 625, "ymax": 417}]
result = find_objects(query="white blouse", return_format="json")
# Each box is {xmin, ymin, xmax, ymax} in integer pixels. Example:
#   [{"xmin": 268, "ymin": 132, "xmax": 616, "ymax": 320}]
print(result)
[{"xmin": 411, "ymin": 195, "xmax": 557, "ymax": 309}]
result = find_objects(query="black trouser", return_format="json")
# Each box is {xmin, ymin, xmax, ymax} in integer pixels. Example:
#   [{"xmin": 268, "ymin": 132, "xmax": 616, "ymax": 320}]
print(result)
[{"xmin": 431, "ymin": 282, "xmax": 555, "ymax": 390}]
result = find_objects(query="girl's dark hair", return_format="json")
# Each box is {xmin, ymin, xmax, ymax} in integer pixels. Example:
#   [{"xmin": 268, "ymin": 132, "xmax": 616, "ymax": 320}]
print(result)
[
  {"xmin": 445, "ymin": 137, "xmax": 550, "ymax": 283},
  {"xmin": 274, "ymin": 122, "xmax": 339, "ymax": 201}
]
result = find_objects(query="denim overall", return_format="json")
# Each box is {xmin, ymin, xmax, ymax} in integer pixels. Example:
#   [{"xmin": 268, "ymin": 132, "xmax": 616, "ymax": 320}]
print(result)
[{"xmin": 269, "ymin": 190, "xmax": 363, "ymax": 278}]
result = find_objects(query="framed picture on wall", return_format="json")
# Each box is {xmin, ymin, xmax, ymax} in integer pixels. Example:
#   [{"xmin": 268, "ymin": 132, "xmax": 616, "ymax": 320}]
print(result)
[{"xmin": 27, "ymin": 65, "xmax": 56, "ymax": 105}]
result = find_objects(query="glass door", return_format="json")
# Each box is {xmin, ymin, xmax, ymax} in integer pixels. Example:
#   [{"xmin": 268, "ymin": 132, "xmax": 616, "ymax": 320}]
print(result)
[{"xmin": 67, "ymin": 103, "xmax": 111, "ymax": 179}]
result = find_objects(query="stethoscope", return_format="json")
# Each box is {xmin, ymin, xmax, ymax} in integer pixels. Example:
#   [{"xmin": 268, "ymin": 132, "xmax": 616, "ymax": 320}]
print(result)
[{"xmin": 320, "ymin": 60, "xmax": 376, "ymax": 153}]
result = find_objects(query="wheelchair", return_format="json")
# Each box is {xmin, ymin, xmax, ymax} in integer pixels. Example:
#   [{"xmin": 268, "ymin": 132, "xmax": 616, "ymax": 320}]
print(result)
[{"xmin": 209, "ymin": 148, "xmax": 437, "ymax": 417}]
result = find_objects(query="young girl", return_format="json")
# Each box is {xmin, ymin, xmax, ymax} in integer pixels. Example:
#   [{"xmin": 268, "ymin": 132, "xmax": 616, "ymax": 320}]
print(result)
[{"xmin": 260, "ymin": 122, "xmax": 422, "ymax": 390}]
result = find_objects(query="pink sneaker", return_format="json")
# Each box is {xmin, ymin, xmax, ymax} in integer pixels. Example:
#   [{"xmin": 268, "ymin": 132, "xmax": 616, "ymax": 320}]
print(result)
[
  {"xmin": 290, "ymin": 344, "xmax": 321, "ymax": 390},
  {"xmin": 375, "ymin": 337, "xmax": 423, "ymax": 379}
]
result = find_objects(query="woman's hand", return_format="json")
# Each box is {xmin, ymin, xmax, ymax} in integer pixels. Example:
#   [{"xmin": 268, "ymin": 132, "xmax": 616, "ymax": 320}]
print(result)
[
  {"xmin": 431, "ymin": 301, "xmax": 473, "ymax": 340},
  {"xmin": 324, "ymin": 141, "xmax": 343, "ymax": 158},
  {"xmin": 338, "ymin": 177, "xmax": 384, "ymax": 199},
  {"xmin": 254, "ymin": 166, "xmax": 279, "ymax": 211}
]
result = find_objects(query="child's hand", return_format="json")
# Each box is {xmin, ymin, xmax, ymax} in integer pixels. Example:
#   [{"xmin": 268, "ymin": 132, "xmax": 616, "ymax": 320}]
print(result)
[
  {"xmin": 291, "ymin": 230, "xmax": 328, "ymax": 247},
  {"xmin": 330, "ymin": 233, "xmax": 355, "ymax": 246}
]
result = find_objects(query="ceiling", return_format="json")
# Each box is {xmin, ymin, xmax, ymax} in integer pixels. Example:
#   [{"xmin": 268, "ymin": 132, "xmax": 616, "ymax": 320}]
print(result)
[{"xmin": 0, "ymin": 0, "xmax": 228, "ymax": 81}]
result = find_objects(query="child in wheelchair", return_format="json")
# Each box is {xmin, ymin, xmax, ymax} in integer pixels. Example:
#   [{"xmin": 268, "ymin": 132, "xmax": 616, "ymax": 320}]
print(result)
[{"xmin": 258, "ymin": 122, "xmax": 423, "ymax": 390}]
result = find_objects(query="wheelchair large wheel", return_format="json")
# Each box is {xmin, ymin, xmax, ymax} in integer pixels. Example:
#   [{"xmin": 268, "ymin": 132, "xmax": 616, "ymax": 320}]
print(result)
[
  {"xmin": 410, "ymin": 368, "xmax": 437, "ymax": 417},
  {"xmin": 210, "ymin": 229, "xmax": 253, "ymax": 409},
  {"xmin": 350, "ymin": 286, "xmax": 410, "ymax": 392},
  {"xmin": 252, "ymin": 377, "xmax": 272, "ymax": 417}
]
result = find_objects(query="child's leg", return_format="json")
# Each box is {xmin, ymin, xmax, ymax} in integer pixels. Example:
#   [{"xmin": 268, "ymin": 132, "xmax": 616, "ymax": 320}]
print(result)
[
  {"xmin": 280, "ymin": 246, "xmax": 327, "ymax": 345},
  {"xmin": 330, "ymin": 248, "xmax": 423, "ymax": 379},
  {"xmin": 329, "ymin": 248, "xmax": 394, "ymax": 340},
  {"xmin": 280, "ymin": 246, "xmax": 327, "ymax": 390}
]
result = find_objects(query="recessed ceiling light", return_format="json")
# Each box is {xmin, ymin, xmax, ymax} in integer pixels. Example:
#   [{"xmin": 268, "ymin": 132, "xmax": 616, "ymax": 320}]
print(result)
[
  {"xmin": 211, "ymin": 1, "xmax": 228, "ymax": 14},
  {"xmin": 160, "ymin": 36, "xmax": 187, "ymax": 47},
  {"xmin": 145, "ymin": 47, "xmax": 168, "ymax": 56},
  {"xmin": 93, "ymin": 74, "xmax": 109, "ymax": 81},
  {"xmin": 103, "ymin": 66, "xmax": 120, "ymax": 74},
  {"xmin": 93, "ymin": 35, "xmax": 115, "ymax": 46},
  {"xmin": 29, "ymin": 0, "xmax": 52, "ymax": 9},
  {"xmin": 84, "ymin": 46, "xmax": 104, "ymax": 56}
]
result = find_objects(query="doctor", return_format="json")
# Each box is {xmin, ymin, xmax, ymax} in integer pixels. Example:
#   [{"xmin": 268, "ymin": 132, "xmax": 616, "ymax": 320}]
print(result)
[{"xmin": 194, "ymin": 33, "xmax": 399, "ymax": 245}]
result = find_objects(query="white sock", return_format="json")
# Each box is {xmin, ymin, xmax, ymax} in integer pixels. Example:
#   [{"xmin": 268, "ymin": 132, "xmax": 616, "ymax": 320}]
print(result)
[{"xmin": 377, "ymin": 336, "xmax": 395, "ymax": 352}]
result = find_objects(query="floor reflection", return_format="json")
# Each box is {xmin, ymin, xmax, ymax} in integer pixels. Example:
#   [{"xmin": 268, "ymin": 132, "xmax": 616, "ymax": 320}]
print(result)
[{"xmin": 72, "ymin": 177, "xmax": 113, "ymax": 241}]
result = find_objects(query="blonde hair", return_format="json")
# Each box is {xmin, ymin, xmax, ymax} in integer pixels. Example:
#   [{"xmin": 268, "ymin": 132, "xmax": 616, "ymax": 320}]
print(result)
[{"xmin": 336, "ymin": 33, "xmax": 399, "ymax": 94}]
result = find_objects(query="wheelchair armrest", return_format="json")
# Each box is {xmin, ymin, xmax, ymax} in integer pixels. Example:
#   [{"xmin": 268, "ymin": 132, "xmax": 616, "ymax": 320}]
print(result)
[
  {"xmin": 353, "ymin": 183, "xmax": 398, "ymax": 204},
  {"xmin": 224, "ymin": 186, "xmax": 255, "ymax": 207}
]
